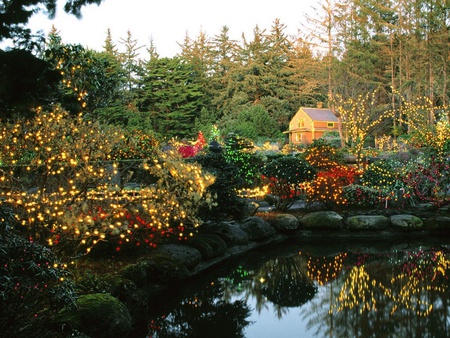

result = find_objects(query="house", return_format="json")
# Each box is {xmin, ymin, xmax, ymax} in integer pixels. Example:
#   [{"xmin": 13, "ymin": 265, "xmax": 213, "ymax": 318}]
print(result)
[{"xmin": 285, "ymin": 106, "xmax": 339, "ymax": 145}]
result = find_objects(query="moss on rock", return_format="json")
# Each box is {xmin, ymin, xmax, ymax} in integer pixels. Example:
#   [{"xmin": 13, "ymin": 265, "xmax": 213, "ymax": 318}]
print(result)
[{"xmin": 56, "ymin": 293, "xmax": 131, "ymax": 338}]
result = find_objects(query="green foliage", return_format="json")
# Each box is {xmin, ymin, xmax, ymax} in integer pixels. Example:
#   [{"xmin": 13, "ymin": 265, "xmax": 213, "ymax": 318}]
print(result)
[
  {"xmin": 361, "ymin": 159, "xmax": 404, "ymax": 191},
  {"xmin": 342, "ymin": 184, "xmax": 385, "ymax": 207},
  {"xmin": 262, "ymin": 154, "xmax": 316, "ymax": 211},
  {"xmin": 403, "ymin": 154, "xmax": 450, "ymax": 203},
  {"xmin": 223, "ymin": 133, "xmax": 263, "ymax": 188},
  {"xmin": 193, "ymin": 149, "xmax": 247, "ymax": 220},
  {"xmin": 0, "ymin": 206, "xmax": 76, "ymax": 337},
  {"xmin": 45, "ymin": 37, "xmax": 122, "ymax": 115},
  {"xmin": 111, "ymin": 127, "xmax": 160, "ymax": 160},
  {"xmin": 0, "ymin": 109, "xmax": 215, "ymax": 256},
  {"xmin": 138, "ymin": 56, "xmax": 206, "ymax": 139},
  {"xmin": 222, "ymin": 105, "xmax": 282, "ymax": 142}
]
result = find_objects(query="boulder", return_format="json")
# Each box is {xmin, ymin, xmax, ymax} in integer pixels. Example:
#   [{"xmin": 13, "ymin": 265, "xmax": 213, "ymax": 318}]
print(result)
[
  {"xmin": 56, "ymin": 293, "xmax": 131, "ymax": 338},
  {"xmin": 137, "ymin": 253, "xmax": 190, "ymax": 284},
  {"xmin": 299, "ymin": 211, "xmax": 343, "ymax": 229},
  {"xmin": 390, "ymin": 214, "xmax": 423, "ymax": 231},
  {"xmin": 187, "ymin": 234, "xmax": 227, "ymax": 259},
  {"xmin": 200, "ymin": 221, "xmax": 249, "ymax": 246},
  {"xmin": 345, "ymin": 215, "xmax": 390, "ymax": 230},
  {"xmin": 155, "ymin": 244, "xmax": 202, "ymax": 270},
  {"xmin": 239, "ymin": 216, "xmax": 276, "ymax": 241},
  {"xmin": 435, "ymin": 216, "xmax": 450, "ymax": 230},
  {"xmin": 271, "ymin": 214, "xmax": 300, "ymax": 232},
  {"xmin": 242, "ymin": 200, "xmax": 259, "ymax": 217}
]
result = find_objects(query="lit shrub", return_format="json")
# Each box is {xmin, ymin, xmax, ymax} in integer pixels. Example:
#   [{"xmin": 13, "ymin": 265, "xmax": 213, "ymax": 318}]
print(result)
[
  {"xmin": 361, "ymin": 159, "xmax": 400, "ymax": 190},
  {"xmin": 262, "ymin": 155, "xmax": 316, "ymax": 211},
  {"xmin": 192, "ymin": 150, "xmax": 247, "ymax": 220},
  {"xmin": 306, "ymin": 166, "xmax": 361, "ymax": 208},
  {"xmin": 0, "ymin": 109, "xmax": 216, "ymax": 256},
  {"xmin": 111, "ymin": 127, "xmax": 159, "ymax": 160},
  {"xmin": 304, "ymin": 139, "xmax": 344, "ymax": 171},
  {"xmin": 223, "ymin": 133, "xmax": 263, "ymax": 188},
  {"xmin": 53, "ymin": 150, "xmax": 216, "ymax": 255}
]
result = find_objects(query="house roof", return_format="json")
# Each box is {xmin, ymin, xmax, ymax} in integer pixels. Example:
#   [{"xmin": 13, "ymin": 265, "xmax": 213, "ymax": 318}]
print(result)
[{"xmin": 300, "ymin": 107, "xmax": 338, "ymax": 122}]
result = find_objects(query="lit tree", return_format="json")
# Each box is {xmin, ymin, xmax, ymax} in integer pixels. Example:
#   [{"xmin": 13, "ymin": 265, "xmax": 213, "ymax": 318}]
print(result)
[
  {"xmin": 44, "ymin": 27, "xmax": 123, "ymax": 115},
  {"xmin": 335, "ymin": 90, "xmax": 394, "ymax": 166}
]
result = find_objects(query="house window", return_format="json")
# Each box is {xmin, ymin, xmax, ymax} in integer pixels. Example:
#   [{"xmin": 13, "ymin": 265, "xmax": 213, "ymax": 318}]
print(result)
[
  {"xmin": 295, "ymin": 133, "xmax": 301, "ymax": 142},
  {"xmin": 298, "ymin": 119, "xmax": 305, "ymax": 128},
  {"xmin": 327, "ymin": 122, "xmax": 334, "ymax": 128}
]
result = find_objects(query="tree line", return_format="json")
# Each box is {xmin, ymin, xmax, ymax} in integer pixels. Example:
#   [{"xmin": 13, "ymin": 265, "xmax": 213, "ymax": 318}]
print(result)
[{"xmin": 1, "ymin": 0, "xmax": 449, "ymax": 143}]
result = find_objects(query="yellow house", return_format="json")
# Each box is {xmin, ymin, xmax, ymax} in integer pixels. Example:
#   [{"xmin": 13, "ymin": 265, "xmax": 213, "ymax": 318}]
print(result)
[{"xmin": 286, "ymin": 107, "xmax": 339, "ymax": 145}]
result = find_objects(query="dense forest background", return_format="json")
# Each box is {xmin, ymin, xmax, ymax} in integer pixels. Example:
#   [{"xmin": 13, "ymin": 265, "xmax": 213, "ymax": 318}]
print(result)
[{"xmin": 1, "ymin": 0, "xmax": 450, "ymax": 143}]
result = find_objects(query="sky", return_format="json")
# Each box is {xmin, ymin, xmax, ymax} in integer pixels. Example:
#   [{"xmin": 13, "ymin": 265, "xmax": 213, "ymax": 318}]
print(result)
[{"xmin": 23, "ymin": 0, "xmax": 317, "ymax": 58}]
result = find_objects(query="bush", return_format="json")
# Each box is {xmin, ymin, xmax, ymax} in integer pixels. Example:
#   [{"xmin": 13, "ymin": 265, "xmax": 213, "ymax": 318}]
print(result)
[
  {"xmin": 304, "ymin": 139, "xmax": 344, "ymax": 171},
  {"xmin": 0, "ymin": 208, "xmax": 76, "ymax": 337},
  {"xmin": 262, "ymin": 155, "xmax": 316, "ymax": 211},
  {"xmin": 193, "ymin": 149, "xmax": 247, "ymax": 220},
  {"xmin": 0, "ymin": 110, "xmax": 216, "ymax": 256},
  {"xmin": 342, "ymin": 184, "xmax": 385, "ymax": 207},
  {"xmin": 306, "ymin": 166, "xmax": 361, "ymax": 208},
  {"xmin": 223, "ymin": 133, "xmax": 263, "ymax": 188},
  {"xmin": 361, "ymin": 159, "xmax": 403, "ymax": 190},
  {"xmin": 402, "ymin": 154, "xmax": 450, "ymax": 203}
]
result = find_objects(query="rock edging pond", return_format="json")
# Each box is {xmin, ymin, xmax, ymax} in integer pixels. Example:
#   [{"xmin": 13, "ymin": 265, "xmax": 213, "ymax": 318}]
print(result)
[{"xmin": 59, "ymin": 202, "xmax": 450, "ymax": 338}]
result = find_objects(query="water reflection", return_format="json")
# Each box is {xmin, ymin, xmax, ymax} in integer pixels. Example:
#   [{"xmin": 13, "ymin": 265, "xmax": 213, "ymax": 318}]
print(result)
[{"xmin": 145, "ymin": 239, "xmax": 450, "ymax": 338}]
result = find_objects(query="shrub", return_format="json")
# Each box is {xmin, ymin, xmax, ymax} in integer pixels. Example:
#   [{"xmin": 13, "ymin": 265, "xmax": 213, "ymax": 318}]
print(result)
[
  {"xmin": 0, "ymin": 207, "xmax": 76, "ymax": 337},
  {"xmin": 110, "ymin": 127, "xmax": 159, "ymax": 160},
  {"xmin": 0, "ymin": 110, "xmax": 216, "ymax": 256},
  {"xmin": 193, "ymin": 149, "xmax": 247, "ymax": 220},
  {"xmin": 261, "ymin": 155, "xmax": 316, "ymax": 211},
  {"xmin": 223, "ymin": 133, "xmax": 263, "ymax": 188},
  {"xmin": 361, "ymin": 159, "xmax": 403, "ymax": 190},
  {"xmin": 402, "ymin": 154, "xmax": 450, "ymax": 203},
  {"xmin": 342, "ymin": 184, "xmax": 385, "ymax": 207},
  {"xmin": 304, "ymin": 139, "xmax": 344, "ymax": 171},
  {"xmin": 306, "ymin": 166, "xmax": 361, "ymax": 208}
]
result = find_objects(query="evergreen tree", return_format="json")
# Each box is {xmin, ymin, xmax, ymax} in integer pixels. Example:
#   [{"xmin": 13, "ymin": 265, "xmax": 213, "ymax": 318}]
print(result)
[{"xmin": 138, "ymin": 56, "xmax": 204, "ymax": 139}]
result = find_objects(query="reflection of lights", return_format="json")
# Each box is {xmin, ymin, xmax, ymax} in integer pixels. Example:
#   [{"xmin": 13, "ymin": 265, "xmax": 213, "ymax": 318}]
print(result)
[
  {"xmin": 334, "ymin": 265, "xmax": 378, "ymax": 313},
  {"xmin": 259, "ymin": 277, "xmax": 266, "ymax": 283},
  {"xmin": 326, "ymin": 250, "xmax": 450, "ymax": 317},
  {"xmin": 306, "ymin": 252, "xmax": 347, "ymax": 285}
]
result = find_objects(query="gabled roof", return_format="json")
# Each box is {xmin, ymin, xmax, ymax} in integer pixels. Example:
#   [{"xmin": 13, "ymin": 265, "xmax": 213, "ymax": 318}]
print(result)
[{"xmin": 300, "ymin": 107, "xmax": 338, "ymax": 122}]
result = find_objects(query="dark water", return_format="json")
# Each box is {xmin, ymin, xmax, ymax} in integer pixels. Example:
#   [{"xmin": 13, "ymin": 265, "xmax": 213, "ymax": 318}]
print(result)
[{"xmin": 140, "ymin": 236, "xmax": 450, "ymax": 338}]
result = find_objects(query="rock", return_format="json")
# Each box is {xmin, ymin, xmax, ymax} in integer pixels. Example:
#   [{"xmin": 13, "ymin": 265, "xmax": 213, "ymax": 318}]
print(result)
[
  {"xmin": 264, "ymin": 194, "xmax": 278, "ymax": 206},
  {"xmin": 119, "ymin": 263, "xmax": 148, "ymax": 286},
  {"xmin": 435, "ymin": 216, "xmax": 450, "ymax": 230},
  {"xmin": 258, "ymin": 200, "xmax": 271, "ymax": 208},
  {"xmin": 239, "ymin": 216, "xmax": 276, "ymax": 241},
  {"xmin": 345, "ymin": 215, "xmax": 390, "ymax": 230},
  {"xmin": 187, "ymin": 234, "xmax": 227, "ymax": 259},
  {"xmin": 271, "ymin": 214, "xmax": 300, "ymax": 232},
  {"xmin": 416, "ymin": 203, "xmax": 439, "ymax": 211},
  {"xmin": 202, "ymin": 221, "xmax": 249, "ymax": 246},
  {"xmin": 155, "ymin": 244, "xmax": 202, "ymax": 270},
  {"xmin": 390, "ymin": 214, "xmax": 423, "ymax": 231},
  {"xmin": 137, "ymin": 253, "xmax": 190, "ymax": 284},
  {"xmin": 56, "ymin": 293, "xmax": 131, "ymax": 338},
  {"xmin": 300, "ymin": 211, "xmax": 343, "ymax": 229},
  {"xmin": 242, "ymin": 200, "xmax": 259, "ymax": 217}
]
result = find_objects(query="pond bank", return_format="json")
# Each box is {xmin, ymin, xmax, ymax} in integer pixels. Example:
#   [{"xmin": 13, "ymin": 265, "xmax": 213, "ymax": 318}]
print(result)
[{"xmin": 59, "ymin": 201, "xmax": 450, "ymax": 338}]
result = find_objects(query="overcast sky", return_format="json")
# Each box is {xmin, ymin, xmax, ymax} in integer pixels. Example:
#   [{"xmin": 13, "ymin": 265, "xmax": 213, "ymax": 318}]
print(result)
[{"xmin": 25, "ymin": 0, "xmax": 317, "ymax": 58}]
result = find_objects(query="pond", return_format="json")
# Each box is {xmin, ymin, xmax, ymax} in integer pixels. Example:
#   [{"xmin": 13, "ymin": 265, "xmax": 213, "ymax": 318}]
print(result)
[{"xmin": 136, "ymin": 236, "xmax": 450, "ymax": 338}]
